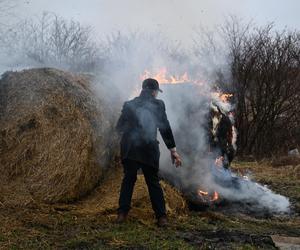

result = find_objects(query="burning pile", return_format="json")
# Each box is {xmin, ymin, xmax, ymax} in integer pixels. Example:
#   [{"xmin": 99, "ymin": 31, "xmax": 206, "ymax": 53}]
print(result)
[
  {"xmin": 141, "ymin": 69, "xmax": 291, "ymax": 215},
  {"xmin": 0, "ymin": 68, "xmax": 116, "ymax": 205}
]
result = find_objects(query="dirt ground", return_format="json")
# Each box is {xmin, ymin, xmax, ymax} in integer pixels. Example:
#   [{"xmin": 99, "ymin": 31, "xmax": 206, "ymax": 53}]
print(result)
[{"xmin": 0, "ymin": 160, "xmax": 299, "ymax": 249}]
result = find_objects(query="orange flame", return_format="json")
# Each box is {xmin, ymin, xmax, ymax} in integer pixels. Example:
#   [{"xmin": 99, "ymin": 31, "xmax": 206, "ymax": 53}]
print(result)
[
  {"xmin": 197, "ymin": 189, "xmax": 219, "ymax": 202},
  {"xmin": 211, "ymin": 191, "xmax": 219, "ymax": 201},
  {"xmin": 140, "ymin": 68, "xmax": 192, "ymax": 84},
  {"xmin": 215, "ymin": 156, "xmax": 224, "ymax": 168},
  {"xmin": 198, "ymin": 190, "xmax": 209, "ymax": 196},
  {"xmin": 211, "ymin": 92, "xmax": 233, "ymax": 103}
]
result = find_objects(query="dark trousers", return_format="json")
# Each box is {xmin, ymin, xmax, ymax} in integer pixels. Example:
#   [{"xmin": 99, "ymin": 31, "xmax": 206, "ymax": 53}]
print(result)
[{"xmin": 118, "ymin": 159, "xmax": 166, "ymax": 219}]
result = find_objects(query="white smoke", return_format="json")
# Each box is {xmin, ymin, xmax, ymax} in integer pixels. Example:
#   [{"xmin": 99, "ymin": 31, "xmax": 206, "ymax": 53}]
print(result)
[
  {"xmin": 207, "ymin": 165, "xmax": 290, "ymax": 213},
  {"xmin": 158, "ymin": 82, "xmax": 290, "ymax": 214}
]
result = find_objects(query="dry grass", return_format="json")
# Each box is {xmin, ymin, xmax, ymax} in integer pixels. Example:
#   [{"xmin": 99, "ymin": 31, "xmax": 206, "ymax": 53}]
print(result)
[
  {"xmin": 271, "ymin": 155, "xmax": 300, "ymax": 167},
  {"xmin": 75, "ymin": 163, "xmax": 187, "ymax": 219},
  {"xmin": 0, "ymin": 68, "xmax": 116, "ymax": 205},
  {"xmin": 0, "ymin": 161, "xmax": 299, "ymax": 249}
]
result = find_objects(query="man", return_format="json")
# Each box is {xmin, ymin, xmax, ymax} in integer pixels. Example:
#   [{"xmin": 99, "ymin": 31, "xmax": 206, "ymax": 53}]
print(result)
[{"xmin": 116, "ymin": 78, "xmax": 182, "ymax": 227}]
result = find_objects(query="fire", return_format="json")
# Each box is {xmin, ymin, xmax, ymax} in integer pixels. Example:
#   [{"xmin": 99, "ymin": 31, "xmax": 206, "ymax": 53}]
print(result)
[
  {"xmin": 197, "ymin": 189, "xmax": 219, "ymax": 202},
  {"xmin": 140, "ymin": 68, "xmax": 192, "ymax": 84},
  {"xmin": 220, "ymin": 93, "xmax": 233, "ymax": 102},
  {"xmin": 215, "ymin": 156, "xmax": 224, "ymax": 168},
  {"xmin": 211, "ymin": 191, "xmax": 219, "ymax": 201},
  {"xmin": 198, "ymin": 190, "xmax": 209, "ymax": 196},
  {"xmin": 195, "ymin": 156, "xmax": 224, "ymax": 203},
  {"xmin": 211, "ymin": 92, "xmax": 233, "ymax": 103}
]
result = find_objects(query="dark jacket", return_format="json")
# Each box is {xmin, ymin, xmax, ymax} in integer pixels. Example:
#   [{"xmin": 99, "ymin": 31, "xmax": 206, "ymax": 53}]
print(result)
[{"xmin": 116, "ymin": 90, "xmax": 176, "ymax": 168}]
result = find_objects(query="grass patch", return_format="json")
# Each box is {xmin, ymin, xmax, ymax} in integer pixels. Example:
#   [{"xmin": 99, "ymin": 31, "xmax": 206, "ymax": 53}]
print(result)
[{"xmin": 0, "ymin": 160, "xmax": 299, "ymax": 249}]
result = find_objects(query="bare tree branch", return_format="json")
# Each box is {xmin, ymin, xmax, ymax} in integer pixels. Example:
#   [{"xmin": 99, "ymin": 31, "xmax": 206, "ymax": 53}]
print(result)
[{"xmin": 1, "ymin": 12, "xmax": 100, "ymax": 72}]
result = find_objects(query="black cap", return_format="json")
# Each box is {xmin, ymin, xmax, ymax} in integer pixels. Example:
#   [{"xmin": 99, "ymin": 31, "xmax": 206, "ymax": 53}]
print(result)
[{"xmin": 142, "ymin": 78, "xmax": 163, "ymax": 93}]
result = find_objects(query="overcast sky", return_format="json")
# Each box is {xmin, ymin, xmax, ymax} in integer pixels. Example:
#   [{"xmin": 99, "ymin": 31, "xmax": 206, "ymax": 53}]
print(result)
[{"xmin": 10, "ymin": 0, "xmax": 300, "ymax": 47}]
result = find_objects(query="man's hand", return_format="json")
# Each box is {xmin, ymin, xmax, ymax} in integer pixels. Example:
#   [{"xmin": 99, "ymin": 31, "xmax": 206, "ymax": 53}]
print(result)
[{"xmin": 170, "ymin": 148, "xmax": 182, "ymax": 167}]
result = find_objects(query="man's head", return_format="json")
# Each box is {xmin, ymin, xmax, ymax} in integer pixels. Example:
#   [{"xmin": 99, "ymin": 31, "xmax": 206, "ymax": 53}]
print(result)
[{"xmin": 142, "ymin": 78, "xmax": 162, "ymax": 98}]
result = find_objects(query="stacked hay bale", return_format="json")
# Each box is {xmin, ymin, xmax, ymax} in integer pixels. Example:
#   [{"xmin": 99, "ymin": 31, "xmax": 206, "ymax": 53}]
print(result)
[{"xmin": 0, "ymin": 68, "xmax": 117, "ymax": 205}]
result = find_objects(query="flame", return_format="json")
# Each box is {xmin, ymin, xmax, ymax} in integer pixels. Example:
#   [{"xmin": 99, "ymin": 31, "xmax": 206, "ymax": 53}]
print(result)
[
  {"xmin": 215, "ymin": 156, "xmax": 224, "ymax": 168},
  {"xmin": 197, "ymin": 189, "xmax": 219, "ymax": 202},
  {"xmin": 140, "ymin": 68, "xmax": 192, "ymax": 84},
  {"xmin": 211, "ymin": 191, "xmax": 219, "ymax": 201},
  {"xmin": 220, "ymin": 93, "xmax": 233, "ymax": 102},
  {"xmin": 211, "ymin": 92, "xmax": 233, "ymax": 103},
  {"xmin": 198, "ymin": 190, "xmax": 209, "ymax": 196}
]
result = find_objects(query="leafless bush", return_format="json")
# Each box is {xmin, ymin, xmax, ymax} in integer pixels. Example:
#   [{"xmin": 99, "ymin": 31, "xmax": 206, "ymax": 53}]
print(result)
[
  {"xmin": 1, "ymin": 12, "xmax": 100, "ymax": 72},
  {"xmin": 0, "ymin": 0, "xmax": 18, "ymax": 18},
  {"xmin": 194, "ymin": 17, "xmax": 300, "ymax": 158},
  {"xmin": 228, "ymin": 24, "xmax": 300, "ymax": 157}
]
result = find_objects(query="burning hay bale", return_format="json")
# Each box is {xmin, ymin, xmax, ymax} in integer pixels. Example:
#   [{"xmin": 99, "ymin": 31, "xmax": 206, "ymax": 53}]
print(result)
[
  {"xmin": 0, "ymin": 68, "xmax": 116, "ymax": 205},
  {"xmin": 158, "ymin": 82, "xmax": 290, "ymax": 215}
]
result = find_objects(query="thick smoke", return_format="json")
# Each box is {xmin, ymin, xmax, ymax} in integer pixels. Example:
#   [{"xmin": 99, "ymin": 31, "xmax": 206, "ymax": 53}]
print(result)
[
  {"xmin": 209, "ymin": 167, "xmax": 290, "ymax": 213},
  {"xmin": 159, "ymin": 83, "xmax": 290, "ymax": 214}
]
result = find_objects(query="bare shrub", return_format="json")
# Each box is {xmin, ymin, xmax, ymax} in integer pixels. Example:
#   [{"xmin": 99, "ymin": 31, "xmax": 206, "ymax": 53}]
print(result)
[
  {"xmin": 193, "ymin": 17, "xmax": 300, "ymax": 158},
  {"xmin": 1, "ymin": 12, "xmax": 100, "ymax": 72}
]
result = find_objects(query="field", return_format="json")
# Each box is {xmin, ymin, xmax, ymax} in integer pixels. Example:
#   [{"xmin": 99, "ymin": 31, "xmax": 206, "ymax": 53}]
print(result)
[{"xmin": 0, "ymin": 160, "xmax": 299, "ymax": 249}]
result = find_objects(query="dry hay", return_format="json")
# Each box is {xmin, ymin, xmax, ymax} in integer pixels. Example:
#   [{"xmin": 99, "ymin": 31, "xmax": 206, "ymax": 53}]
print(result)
[
  {"xmin": 76, "ymin": 164, "xmax": 187, "ymax": 219},
  {"xmin": 0, "ymin": 68, "xmax": 116, "ymax": 205}
]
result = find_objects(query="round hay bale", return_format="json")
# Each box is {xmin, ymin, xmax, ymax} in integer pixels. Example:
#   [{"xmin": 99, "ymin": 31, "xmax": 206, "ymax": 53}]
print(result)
[{"xmin": 0, "ymin": 68, "xmax": 116, "ymax": 204}]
